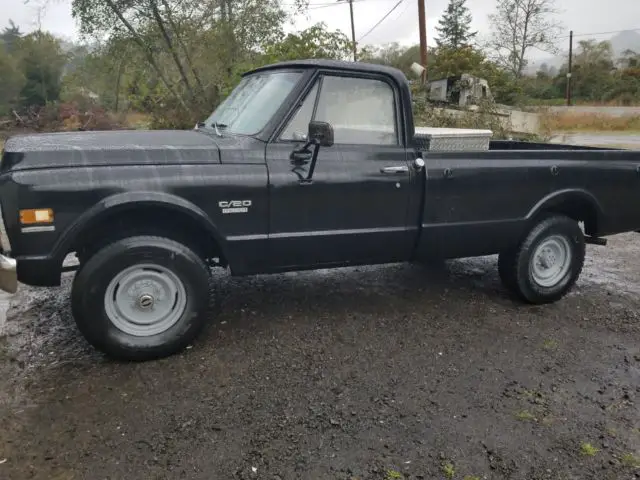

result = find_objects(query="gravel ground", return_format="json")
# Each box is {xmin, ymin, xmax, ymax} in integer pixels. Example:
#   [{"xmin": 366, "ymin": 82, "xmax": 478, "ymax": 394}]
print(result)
[{"xmin": 2, "ymin": 234, "xmax": 640, "ymax": 480}]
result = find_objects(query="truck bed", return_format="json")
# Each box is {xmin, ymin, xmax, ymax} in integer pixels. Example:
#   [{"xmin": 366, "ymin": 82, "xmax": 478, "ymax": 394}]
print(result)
[
  {"xmin": 416, "ymin": 139, "xmax": 640, "ymax": 261},
  {"xmin": 489, "ymin": 140, "xmax": 624, "ymax": 151}
]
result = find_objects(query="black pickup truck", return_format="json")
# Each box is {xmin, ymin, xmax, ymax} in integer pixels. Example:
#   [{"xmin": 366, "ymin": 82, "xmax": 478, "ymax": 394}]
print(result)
[{"xmin": 1, "ymin": 59, "xmax": 638, "ymax": 360}]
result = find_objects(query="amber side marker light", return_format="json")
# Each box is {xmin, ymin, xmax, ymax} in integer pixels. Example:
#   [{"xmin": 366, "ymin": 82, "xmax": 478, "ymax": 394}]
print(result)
[{"xmin": 20, "ymin": 208, "xmax": 54, "ymax": 225}]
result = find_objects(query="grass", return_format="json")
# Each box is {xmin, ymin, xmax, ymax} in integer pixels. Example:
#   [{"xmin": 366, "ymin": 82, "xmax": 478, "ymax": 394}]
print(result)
[
  {"xmin": 442, "ymin": 463, "xmax": 455, "ymax": 479},
  {"xmin": 515, "ymin": 410, "xmax": 536, "ymax": 421},
  {"xmin": 621, "ymin": 453, "xmax": 640, "ymax": 468},
  {"xmin": 413, "ymin": 98, "xmax": 511, "ymax": 140},
  {"xmin": 542, "ymin": 338, "xmax": 559, "ymax": 350},
  {"xmin": 385, "ymin": 470, "xmax": 403, "ymax": 480},
  {"xmin": 540, "ymin": 111, "xmax": 640, "ymax": 132},
  {"xmin": 580, "ymin": 442, "xmax": 599, "ymax": 457}
]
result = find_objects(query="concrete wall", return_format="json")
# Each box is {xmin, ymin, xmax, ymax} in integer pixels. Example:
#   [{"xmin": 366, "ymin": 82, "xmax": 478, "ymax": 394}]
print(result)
[{"xmin": 434, "ymin": 107, "xmax": 541, "ymax": 135}]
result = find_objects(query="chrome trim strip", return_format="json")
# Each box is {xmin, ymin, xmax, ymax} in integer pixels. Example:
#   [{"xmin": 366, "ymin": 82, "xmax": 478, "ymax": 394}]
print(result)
[{"xmin": 21, "ymin": 225, "xmax": 56, "ymax": 233}]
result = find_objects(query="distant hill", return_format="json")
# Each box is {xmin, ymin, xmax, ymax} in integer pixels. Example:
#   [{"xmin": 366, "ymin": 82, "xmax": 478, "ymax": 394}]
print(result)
[
  {"xmin": 610, "ymin": 30, "xmax": 640, "ymax": 56},
  {"xmin": 525, "ymin": 30, "xmax": 640, "ymax": 75}
]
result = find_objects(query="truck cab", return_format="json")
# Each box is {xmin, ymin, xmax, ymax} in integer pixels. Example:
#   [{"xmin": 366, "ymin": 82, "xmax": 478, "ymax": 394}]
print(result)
[{"xmin": 227, "ymin": 61, "xmax": 424, "ymax": 270}]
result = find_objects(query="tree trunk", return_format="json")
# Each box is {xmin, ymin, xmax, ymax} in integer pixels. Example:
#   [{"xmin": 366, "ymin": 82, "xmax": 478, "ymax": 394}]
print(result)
[
  {"xmin": 159, "ymin": 0, "xmax": 212, "ymax": 103},
  {"xmin": 517, "ymin": 0, "xmax": 532, "ymax": 77},
  {"xmin": 149, "ymin": 0, "xmax": 196, "ymax": 100},
  {"xmin": 114, "ymin": 54, "xmax": 126, "ymax": 112},
  {"xmin": 103, "ymin": 0, "xmax": 189, "ymax": 110}
]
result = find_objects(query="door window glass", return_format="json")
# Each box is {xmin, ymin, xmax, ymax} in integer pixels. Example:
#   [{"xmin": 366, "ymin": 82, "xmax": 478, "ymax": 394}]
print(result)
[
  {"xmin": 314, "ymin": 76, "xmax": 398, "ymax": 145},
  {"xmin": 280, "ymin": 81, "xmax": 320, "ymax": 141}
]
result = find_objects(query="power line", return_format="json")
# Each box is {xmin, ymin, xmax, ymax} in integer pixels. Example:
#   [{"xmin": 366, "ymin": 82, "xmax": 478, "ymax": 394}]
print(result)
[
  {"xmin": 281, "ymin": 0, "xmax": 370, "ymax": 8},
  {"xmin": 558, "ymin": 27, "xmax": 640, "ymax": 40},
  {"xmin": 357, "ymin": 0, "xmax": 405, "ymax": 41}
]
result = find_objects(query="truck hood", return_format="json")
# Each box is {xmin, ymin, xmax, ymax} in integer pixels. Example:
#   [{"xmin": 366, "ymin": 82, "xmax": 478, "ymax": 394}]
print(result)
[{"xmin": 1, "ymin": 129, "xmax": 221, "ymax": 173}]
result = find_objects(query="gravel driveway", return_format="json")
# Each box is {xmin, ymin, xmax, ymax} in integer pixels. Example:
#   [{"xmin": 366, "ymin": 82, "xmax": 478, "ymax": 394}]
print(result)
[{"xmin": 2, "ymin": 234, "xmax": 640, "ymax": 480}]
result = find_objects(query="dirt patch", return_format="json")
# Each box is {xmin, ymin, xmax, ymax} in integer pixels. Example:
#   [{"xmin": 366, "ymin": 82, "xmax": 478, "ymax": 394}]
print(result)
[{"xmin": 1, "ymin": 235, "xmax": 640, "ymax": 479}]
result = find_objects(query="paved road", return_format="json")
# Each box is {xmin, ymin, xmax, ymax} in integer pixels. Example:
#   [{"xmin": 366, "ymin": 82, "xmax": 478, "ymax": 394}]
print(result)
[
  {"xmin": 2, "ymin": 235, "xmax": 640, "ymax": 479},
  {"xmin": 551, "ymin": 133, "xmax": 640, "ymax": 149},
  {"xmin": 548, "ymin": 106, "xmax": 640, "ymax": 117}
]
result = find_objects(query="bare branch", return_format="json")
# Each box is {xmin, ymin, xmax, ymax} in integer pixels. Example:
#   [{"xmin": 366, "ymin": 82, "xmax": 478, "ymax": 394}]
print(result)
[
  {"xmin": 102, "ymin": 0, "xmax": 189, "ymax": 109},
  {"xmin": 487, "ymin": 0, "xmax": 563, "ymax": 77},
  {"xmin": 149, "ymin": 0, "xmax": 196, "ymax": 99},
  {"xmin": 159, "ymin": 0, "xmax": 211, "ymax": 101}
]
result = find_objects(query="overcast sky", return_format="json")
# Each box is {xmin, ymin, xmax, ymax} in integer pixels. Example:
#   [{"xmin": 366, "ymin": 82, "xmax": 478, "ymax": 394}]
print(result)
[{"xmin": 3, "ymin": 0, "xmax": 640, "ymax": 59}]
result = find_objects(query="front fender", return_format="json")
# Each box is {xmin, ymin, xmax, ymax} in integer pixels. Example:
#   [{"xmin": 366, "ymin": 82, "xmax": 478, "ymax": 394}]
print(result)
[{"xmin": 52, "ymin": 191, "xmax": 227, "ymax": 260}]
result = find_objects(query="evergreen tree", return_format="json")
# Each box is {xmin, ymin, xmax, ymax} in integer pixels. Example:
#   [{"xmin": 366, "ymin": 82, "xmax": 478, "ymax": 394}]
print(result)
[
  {"xmin": 435, "ymin": 0, "xmax": 477, "ymax": 49},
  {"xmin": 1, "ymin": 20, "xmax": 23, "ymax": 53}
]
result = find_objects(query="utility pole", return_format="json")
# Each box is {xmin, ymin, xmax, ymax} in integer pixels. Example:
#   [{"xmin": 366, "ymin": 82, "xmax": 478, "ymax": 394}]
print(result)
[
  {"xmin": 339, "ymin": 0, "xmax": 358, "ymax": 61},
  {"xmin": 418, "ymin": 0, "xmax": 428, "ymax": 83},
  {"xmin": 349, "ymin": 0, "xmax": 357, "ymax": 61},
  {"xmin": 566, "ymin": 30, "xmax": 573, "ymax": 106}
]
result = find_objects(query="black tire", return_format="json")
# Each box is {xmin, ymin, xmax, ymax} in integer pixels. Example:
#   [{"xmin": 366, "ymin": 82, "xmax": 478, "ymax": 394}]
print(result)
[
  {"xmin": 71, "ymin": 235, "xmax": 211, "ymax": 361},
  {"xmin": 498, "ymin": 214, "xmax": 585, "ymax": 304}
]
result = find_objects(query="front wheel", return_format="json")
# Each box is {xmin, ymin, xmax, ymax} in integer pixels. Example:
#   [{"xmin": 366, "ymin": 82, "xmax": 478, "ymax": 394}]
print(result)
[
  {"xmin": 71, "ymin": 235, "xmax": 211, "ymax": 361},
  {"xmin": 498, "ymin": 214, "xmax": 586, "ymax": 304}
]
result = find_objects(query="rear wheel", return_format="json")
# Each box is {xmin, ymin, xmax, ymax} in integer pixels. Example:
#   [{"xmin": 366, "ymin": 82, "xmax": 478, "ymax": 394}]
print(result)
[
  {"xmin": 498, "ymin": 214, "xmax": 585, "ymax": 304},
  {"xmin": 71, "ymin": 235, "xmax": 211, "ymax": 361}
]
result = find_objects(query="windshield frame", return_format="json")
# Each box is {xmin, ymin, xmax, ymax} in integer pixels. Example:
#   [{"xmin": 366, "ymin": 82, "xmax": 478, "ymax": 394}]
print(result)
[{"xmin": 204, "ymin": 68, "xmax": 310, "ymax": 141}]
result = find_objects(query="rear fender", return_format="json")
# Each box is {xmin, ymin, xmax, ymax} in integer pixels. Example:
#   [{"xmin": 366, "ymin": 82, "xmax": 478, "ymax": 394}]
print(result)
[{"xmin": 526, "ymin": 188, "xmax": 604, "ymax": 232}]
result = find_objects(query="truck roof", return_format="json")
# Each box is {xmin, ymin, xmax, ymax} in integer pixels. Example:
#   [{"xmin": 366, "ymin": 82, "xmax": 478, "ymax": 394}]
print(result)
[{"xmin": 244, "ymin": 59, "xmax": 409, "ymax": 86}]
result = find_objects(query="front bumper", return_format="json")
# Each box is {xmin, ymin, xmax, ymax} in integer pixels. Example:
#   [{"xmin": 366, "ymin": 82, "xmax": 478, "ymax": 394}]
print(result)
[{"xmin": 0, "ymin": 254, "xmax": 17, "ymax": 293}]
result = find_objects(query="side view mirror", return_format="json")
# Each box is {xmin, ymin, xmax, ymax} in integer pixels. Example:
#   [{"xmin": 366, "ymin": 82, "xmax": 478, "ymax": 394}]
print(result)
[
  {"xmin": 290, "ymin": 121, "xmax": 334, "ymax": 184},
  {"xmin": 308, "ymin": 121, "xmax": 334, "ymax": 147}
]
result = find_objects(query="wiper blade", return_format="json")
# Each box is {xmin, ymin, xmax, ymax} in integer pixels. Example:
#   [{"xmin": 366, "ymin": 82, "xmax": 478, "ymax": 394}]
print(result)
[
  {"xmin": 212, "ymin": 122, "xmax": 227, "ymax": 137},
  {"xmin": 195, "ymin": 121, "xmax": 227, "ymax": 137}
]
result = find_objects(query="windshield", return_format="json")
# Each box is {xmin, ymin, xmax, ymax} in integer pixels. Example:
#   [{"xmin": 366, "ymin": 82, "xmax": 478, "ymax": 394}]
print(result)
[{"xmin": 204, "ymin": 71, "xmax": 303, "ymax": 136}]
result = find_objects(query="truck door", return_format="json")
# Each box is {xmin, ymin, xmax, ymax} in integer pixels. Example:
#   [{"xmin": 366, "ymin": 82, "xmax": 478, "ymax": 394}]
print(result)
[{"xmin": 265, "ymin": 73, "xmax": 418, "ymax": 270}]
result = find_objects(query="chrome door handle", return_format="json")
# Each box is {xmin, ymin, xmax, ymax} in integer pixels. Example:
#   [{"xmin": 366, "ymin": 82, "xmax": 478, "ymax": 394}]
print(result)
[{"xmin": 380, "ymin": 166, "xmax": 409, "ymax": 174}]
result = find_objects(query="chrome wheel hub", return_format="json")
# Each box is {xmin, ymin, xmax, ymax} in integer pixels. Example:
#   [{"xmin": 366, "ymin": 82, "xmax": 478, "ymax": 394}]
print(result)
[{"xmin": 138, "ymin": 293, "xmax": 155, "ymax": 310}]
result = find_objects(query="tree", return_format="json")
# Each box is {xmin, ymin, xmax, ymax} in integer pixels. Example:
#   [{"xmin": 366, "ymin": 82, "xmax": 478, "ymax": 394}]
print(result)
[
  {"xmin": 15, "ymin": 31, "xmax": 68, "ymax": 107},
  {"xmin": 263, "ymin": 23, "xmax": 352, "ymax": 62},
  {"xmin": 224, "ymin": 23, "xmax": 352, "ymax": 95},
  {"xmin": 430, "ymin": 45, "xmax": 521, "ymax": 104},
  {"xmin": 0, "ymin": 19, "xmax": 23, "ymax": 53},
  {"xmin": 70, "ymin": 0, "xmax": 309, "ymax": 123},
  {"xmin": 435, "ymin": 0, "xmax": 477, "ymax": 49},
  {"xmin": 0, "ymin": 47, "xmax": 26, "ymax": 114},
  {"xmin": 359, "ymin": 43, "xmax": 421, "ymax": 74},
  {"xmin": 487, "ymin": 0, "xmax": 563, "ymax": 77},
  {"xmin": 619, "ymin": 49, "xmax": 640, "ymax": 69},
  {"xmin": 569, "ymin": 40, "xmax": 615, "ymax": 101}
]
